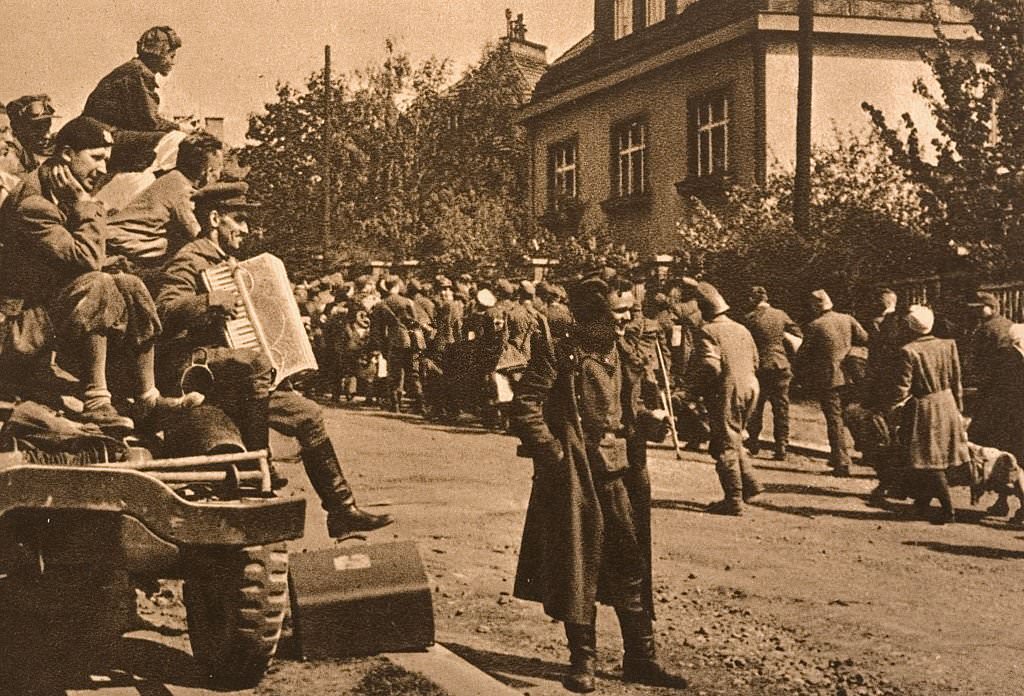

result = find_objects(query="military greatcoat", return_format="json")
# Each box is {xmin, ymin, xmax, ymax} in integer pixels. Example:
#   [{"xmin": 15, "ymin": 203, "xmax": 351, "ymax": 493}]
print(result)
[{"xmin": 511, "ymin": 323, "xmax": 659, "ymax": 625}]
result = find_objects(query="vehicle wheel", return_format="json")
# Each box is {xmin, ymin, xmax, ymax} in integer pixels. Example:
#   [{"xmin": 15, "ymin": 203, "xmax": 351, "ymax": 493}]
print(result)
[{"xmin": 183, "ymin": 542, "xmax": 289, "ymax": 687}]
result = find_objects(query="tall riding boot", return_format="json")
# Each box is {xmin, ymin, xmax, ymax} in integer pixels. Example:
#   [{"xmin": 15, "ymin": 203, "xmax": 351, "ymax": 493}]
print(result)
[
  {"xmin": 240, "ymin": 396, "xmax": 288, "ymax": 489},
  {"xmin": 739, "ymin": 455, "xmax": 764, "ymax": 502},
  {"xmin": 615, "ymin": 605, "xmax": 688, "ymax": 689},
  {"xmin": 301, "ymin": 441, "xmax": 394, "ymax": 536},
  {"xmin": 708, "ymin": 454, "xmax": 744, "ymax": 515},
  {"xmin": 563, "ymin": 622, "xmax": 597, "ymax": 693}
]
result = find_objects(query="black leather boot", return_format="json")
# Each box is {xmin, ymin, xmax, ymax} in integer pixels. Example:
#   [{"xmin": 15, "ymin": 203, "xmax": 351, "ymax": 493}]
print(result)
[
  {"xmin": 301, "ymin": 441, "xmax": 394, "ymax": 536},
  {"xmin": 616, "ymin": 606, "xmax": 688, "ymax": 689},
  {"xmin": 563, "ymin": 622, "xmax": 596, "ymax": 693},
  {"xmin": 239, "ymin": 396, "xmax": 287, "ymax": 488}
]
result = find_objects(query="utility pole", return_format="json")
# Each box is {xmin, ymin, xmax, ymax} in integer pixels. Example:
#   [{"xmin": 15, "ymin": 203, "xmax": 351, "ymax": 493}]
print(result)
[
  {"xmin": 794, "ymin": 0, "xmax": 814, "ymax": 238},
  {"xmin": 322, "ymin": 45, "xmax": 333, "ymax": 267}
]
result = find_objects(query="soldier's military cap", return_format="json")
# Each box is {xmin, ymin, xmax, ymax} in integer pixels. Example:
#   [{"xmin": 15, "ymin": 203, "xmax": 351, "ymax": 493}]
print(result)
[
  {"xmin": 192, "ymin": 181, "xmax": 255, "ymax": 211},
  {"xmin": 6, "ymin": 95, "xmax": 58, "ymax": 124}
]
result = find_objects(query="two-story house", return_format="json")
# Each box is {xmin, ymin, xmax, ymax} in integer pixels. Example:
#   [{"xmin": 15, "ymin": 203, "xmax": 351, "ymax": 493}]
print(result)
[{"xmin": 520, "ymin": 0, "xmax": 974, "ymax": 252}]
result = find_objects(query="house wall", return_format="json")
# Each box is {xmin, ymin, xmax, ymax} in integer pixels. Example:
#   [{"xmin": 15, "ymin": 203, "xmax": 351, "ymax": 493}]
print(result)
[
  {"xmin": 527, "ymin": 40, "xmax": 757, "ymax": 253},
  {"xmin": 763, "ymin": 35, "xmax": 945, "ymax": 167}
]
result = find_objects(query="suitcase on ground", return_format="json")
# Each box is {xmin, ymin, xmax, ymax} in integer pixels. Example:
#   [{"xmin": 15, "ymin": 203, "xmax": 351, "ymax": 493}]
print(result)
[{"xmin": 288, "ymin": 540, "xmax": 435, "ymax": 658}]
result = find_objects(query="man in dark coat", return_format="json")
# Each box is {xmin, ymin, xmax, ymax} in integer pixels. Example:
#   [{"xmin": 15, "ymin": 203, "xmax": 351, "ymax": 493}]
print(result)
[
  {"xmin": 510, "ymin": 277, "xmax": 686, "ymax": 693},
  {"xmin": 690, "ymin": 282, "xmax": 762, "ymax": 515},
  {"xmin": 154, "ymin": 181, "xmax": 393, "ymax": 536},
  {"xmin": 966, "ymin": 291, "xmax": 1013, "ymax": 394},
  {"xmin": 969, "ymin": 322, "xmax": 1024, "ymax": 512},
  {"xmin": 83, "ymin": 26, "xmax": 182, "ymax": 171},
  {"xmin": 743, "ymin": 285, "xmax": 801, "ymax": 460},
  {"xmin": 799, "ymin": 289, "xmax": 869, "ymax": 476},
  {"xmin": 0, "ymin": 116, "xmax": 201, "ymax": 431}
]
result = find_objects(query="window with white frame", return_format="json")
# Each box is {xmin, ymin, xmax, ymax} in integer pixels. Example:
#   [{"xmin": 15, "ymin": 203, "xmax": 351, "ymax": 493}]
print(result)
[
  {"xmin": 614, "ymin": 0, "xmax": 634, "ymax": 39},
  {"xmin": 646, "ymin": 0, "xmax": 666, "ymax": 25},
  {"xmin": 548, "ymin": 138, "xmax": 579, "ymax": 201},
  {"xmin": 693, "ymin": 92, "xmax": 730, "ymax": 177},
  {"xmin": 614, "ymin": 120, "xmax": 647, "ymax": 197}
]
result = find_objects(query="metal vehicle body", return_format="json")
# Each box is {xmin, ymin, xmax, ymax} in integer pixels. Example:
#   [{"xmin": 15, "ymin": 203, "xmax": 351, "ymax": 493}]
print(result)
[{"xmin": 0, "ymin": 433, "xmax": 306, "ymax": 687}]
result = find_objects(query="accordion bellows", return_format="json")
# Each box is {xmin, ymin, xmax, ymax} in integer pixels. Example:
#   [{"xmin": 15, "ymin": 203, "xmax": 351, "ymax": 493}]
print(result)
[{"xmin": 202, "ymin": 253, "xmax": 318, "ymax": 385}]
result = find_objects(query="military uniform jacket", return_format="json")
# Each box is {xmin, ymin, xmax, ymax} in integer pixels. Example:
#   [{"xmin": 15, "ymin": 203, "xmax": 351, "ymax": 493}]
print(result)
[
  {"xmin": 83, "ymin": 58, "xmax": 180, "ymax": 133},
  {"xmin": 743, "ymin": 302, "xmax": 801, "ymax": 372},
  {"xmin": 511, "ymin": 325, "xmax": 657, "ymax": 624},
  {"xmin": 0, "ymin": 165, "xmax": 106, "ymax": 306}
]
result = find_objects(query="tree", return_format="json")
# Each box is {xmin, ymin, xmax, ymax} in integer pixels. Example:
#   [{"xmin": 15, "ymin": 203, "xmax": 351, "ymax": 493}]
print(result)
[
  {"xmin": 239, "ymin": 40, "xmax": 533, "ymax": 279},
  {"xmin": 864, "ymin": 0, "xmax": 1024, "ymax": 272},
  {"xmin": 679, "ymin": 130, "xmax": 942, "ymax": 314}
]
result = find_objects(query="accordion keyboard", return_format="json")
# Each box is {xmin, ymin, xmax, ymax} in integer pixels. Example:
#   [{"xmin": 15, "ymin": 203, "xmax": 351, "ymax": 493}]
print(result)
[{"xmin": 200, "ymin": 253, "xmax": 318, "ymax": 385}]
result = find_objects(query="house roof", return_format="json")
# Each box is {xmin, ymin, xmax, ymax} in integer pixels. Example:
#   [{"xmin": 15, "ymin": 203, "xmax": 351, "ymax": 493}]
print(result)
[
  {"xmin": 507, "ymin": 43, "xmax": 549, "ymax": 102},
  {"xmin": 532, "ymin": 0, "xmax": 754, "ymax": 101},
  {"xmin": 529, "ymin": 0, "xmax": 974, "ymax": 105}
]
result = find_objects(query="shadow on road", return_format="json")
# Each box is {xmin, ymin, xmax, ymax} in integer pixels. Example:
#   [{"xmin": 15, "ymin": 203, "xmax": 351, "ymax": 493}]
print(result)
[
  {"xmin": 762, "ymin": 482, "xmax": 864, "ymax": 499},
  {"xmin": 904, "ymin": 540, "xmax": 1024, "ymax": 560},
  {"xmin": 0, "ymin": 632, "xmax": 225, "ymax": 695},
  {"xmin": 445, "ymin": 642, "xmax": 566, "ymax": 689},
  {"xmin": 651, "ymin": 499, "xmax": 711, "ymax": 514},
  {"xmin": 746, "ymin": 500, "xmax": 898, "ymax": 521}
]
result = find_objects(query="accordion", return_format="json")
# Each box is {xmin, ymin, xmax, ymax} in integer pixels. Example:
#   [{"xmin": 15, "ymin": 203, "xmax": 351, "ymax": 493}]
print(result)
[{"xmin": 201, "ymin": 252, "xmax": 318, "ymax": 386}]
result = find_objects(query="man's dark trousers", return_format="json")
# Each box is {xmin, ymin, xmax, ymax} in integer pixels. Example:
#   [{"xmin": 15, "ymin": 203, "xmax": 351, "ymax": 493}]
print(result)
[{"xmin": 747, "ymin": 367, "xmax": 791, "ymax": 452}]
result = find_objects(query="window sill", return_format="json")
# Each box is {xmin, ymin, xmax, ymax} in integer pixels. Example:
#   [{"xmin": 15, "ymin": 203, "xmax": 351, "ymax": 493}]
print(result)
[
  {"xmin": 599, "ymin": 193, "xmax": 652, "ymax": 215},
  {"xmin": 675, "ymin": 172, "xmax": 735, "ymax": 198}
]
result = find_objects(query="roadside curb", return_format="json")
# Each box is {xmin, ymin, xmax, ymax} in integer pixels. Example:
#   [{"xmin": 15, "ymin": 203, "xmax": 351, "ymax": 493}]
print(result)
[{"xmin": 385, "ymin": 643, "xmax": 521, "ymax": 696}]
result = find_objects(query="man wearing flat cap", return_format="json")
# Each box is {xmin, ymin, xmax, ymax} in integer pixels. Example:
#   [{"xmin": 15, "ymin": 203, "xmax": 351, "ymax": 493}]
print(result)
[
  {"xmin": 799, "ymin": 289, "xmax": 869, "ymax": 476},
  {"xmin": 154, "ymin": 181, "xmax": 393, "ymax": 536},
  {"xmin": 511, "ymin": 276, "xmax": 686, "ymax": 692},
  {"xmin": 0, "ymin": 116, "xmax": 202, "ymax": 430},
  {"xmin": 688, "ymin": 282, "xmax": 762, "ymax": 514},
  {"xmin": 743, "ymin": 285, "xmax": 801, "ymax": 461},
  {"xmin": 5, "ymin": 94, "xmax": 58, "ymax": 174}
]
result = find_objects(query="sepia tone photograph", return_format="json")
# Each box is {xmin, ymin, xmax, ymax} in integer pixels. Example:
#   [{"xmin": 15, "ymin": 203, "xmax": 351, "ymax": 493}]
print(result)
[{"xmin": 0, "ymin": 0, "xmax": 1021, "ymax": 693}]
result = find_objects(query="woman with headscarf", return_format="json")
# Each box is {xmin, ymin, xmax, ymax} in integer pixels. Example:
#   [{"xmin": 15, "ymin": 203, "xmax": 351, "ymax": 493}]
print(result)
[{"xmin": 885, "ymin": 305, "xmax": 970, "ymax": 524}]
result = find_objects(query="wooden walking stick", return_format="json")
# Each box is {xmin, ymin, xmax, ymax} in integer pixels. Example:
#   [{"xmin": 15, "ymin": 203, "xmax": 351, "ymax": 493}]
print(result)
[{"xmin": 654, "ymin": 337, "xmax": 682, "ymax": 460}]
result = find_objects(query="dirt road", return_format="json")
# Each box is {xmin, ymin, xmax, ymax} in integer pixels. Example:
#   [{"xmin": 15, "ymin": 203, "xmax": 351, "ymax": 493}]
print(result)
[{"xmin": 12, "ymin": 401, "xmax": 1024, "ymax": 695}]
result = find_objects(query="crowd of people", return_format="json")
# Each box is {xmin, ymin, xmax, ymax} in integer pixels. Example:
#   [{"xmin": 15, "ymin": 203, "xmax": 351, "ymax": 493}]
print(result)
[
  {"xmin": 0, "ymin": 26, "xmax": 392, "ymax": 537},
  {"xmin": 290, "ymin": 264, "xmax": 1024, "ymax": 529},
  {"xmin": 2, "ymin": 22, "xmax": 1022, "ymax": 694}
]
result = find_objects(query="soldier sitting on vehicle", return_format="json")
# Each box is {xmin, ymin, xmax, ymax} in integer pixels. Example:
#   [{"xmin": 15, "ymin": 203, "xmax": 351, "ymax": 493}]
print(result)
[
  {"xmin": 106, "ymin": 131, "xmax": 224, "ymax": 269},
  {"xmin": 83, "ymin": 26, "xmax": 185, "ymax": 172},
  {"xmin": 5, "ymin": 94, "xmax": 58, "ymax": 175},
  {"xmin": 0, "ymin": 116, "xmax": 204, "ymax": 431},
  {"xmin": 154, "ymin": 181, "xmax": 393, "ymax": 536}
]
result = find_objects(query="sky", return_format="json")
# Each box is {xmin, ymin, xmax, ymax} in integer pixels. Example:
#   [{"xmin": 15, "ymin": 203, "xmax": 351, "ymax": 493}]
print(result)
[{"xmin": 2, "ymin": 0, "xmax": 593, "ymax": 144}]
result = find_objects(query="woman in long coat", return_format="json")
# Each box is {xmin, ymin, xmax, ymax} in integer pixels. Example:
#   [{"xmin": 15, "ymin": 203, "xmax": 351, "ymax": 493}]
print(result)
[
  {"xmin": 510, "ymin": 277, "xmax": 686, "ymax": 693},
  {"xmin": 886, "ymin": 305, "xmax": 970, "ymax": 524}
]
